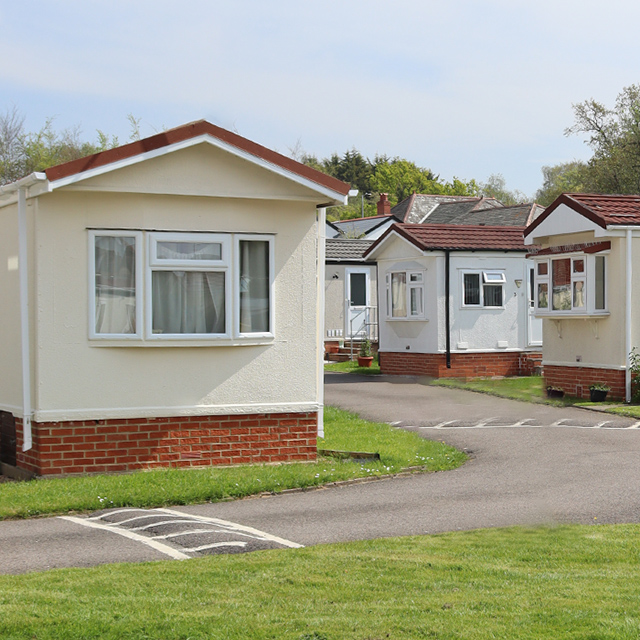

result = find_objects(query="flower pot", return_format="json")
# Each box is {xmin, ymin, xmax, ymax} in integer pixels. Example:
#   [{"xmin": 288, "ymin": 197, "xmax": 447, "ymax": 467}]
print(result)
[
  {"xmin": 546, "ymin": 388, "xmax": 564, "ymax": 399},
  {"xmin": 590, "ymin": 388, "xmax": 609, "ymax": 402},
  {"xmin": 357, "ymin": 356, "xmax": 374, "ymax": 368}
]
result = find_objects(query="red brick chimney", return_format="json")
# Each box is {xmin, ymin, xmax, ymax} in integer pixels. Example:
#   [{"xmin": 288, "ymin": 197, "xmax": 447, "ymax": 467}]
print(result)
[{"xmin": 377, "ymin": 193, "xmax": 391, "ymax": 216}]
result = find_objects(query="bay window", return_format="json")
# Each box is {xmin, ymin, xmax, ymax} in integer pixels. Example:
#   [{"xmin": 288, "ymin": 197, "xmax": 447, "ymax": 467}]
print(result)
[
  {"xmin": 386, "ymin": 270, "xmax": 425, "ymax": 319},
  {"xmin": 534, "ymin": 254, "xmax": 607, "ymax": 315},
  {"xmin": 89, "ymin": 230, "xmax": 273, "ymax": 341}
]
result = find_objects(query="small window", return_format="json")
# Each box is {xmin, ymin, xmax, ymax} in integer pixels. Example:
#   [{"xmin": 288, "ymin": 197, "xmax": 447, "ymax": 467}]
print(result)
[
  {"xmin": 462, "ymin": 271, "xmax": 505, "ymax": 308},
  {"xmin": 387, "ymin": 270, "xmax": 426, "ymax": 319}
]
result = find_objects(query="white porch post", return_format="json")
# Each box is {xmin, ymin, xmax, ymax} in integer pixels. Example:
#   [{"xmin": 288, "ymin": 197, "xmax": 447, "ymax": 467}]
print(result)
[
  {"xmin": 18, "ymin": 187, "xmax": 32, "ymax": 451},
  {"xmin": 316, "ymin": 207, "xmax": 327, "ymax": 438}
]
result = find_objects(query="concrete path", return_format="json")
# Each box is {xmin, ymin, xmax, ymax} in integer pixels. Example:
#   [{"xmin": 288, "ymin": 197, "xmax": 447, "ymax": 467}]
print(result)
[{"xmin": 2, "ymin": 373, "xmax": 640, "ymax": 574}]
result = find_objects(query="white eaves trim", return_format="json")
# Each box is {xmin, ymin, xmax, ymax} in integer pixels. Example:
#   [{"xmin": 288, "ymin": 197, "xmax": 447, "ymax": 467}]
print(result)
[
  {"xmin": 365, "ymin": 228, "xmax": 425, "ymax": 260},
  {"xmin": 49, "ymin": 135, "xmax": 348, "ymax": 205}
]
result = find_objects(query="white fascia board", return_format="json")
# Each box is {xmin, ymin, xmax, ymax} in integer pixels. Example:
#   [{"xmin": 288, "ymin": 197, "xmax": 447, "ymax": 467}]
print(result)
[
  {"xmin": 0, "ymin": 173, "xmax": 49, "ymax": 206},
  {"xmin": 365, "ymin": 229, "xmax": 425, "ymax": 260},
  {"xmin": 48, "ymin": 136, "xmax": 348, "ymax": 205},
  {"xmin": 524, "ymin": 203, "xmax": 608, "ymax": 244}
]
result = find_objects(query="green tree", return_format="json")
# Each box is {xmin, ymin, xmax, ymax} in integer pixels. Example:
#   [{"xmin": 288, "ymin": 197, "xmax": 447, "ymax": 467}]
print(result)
[
  {"xmin": 534, "ymin": 161, "xmax": 588, "ymax": 206},
  {"xmin": 566, "ymin": 84, "xmax": 640, "ymax": 194},
  {"xmin": 480, "ymin": 173, "xmax": 528, "ymax": 205}
]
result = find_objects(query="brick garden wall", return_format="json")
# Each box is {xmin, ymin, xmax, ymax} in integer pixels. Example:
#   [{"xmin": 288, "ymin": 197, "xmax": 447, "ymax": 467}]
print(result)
[
  {"xmin": 543, "ymin": 365, "xmax": 626, "ymax": 400},
  {"xmin": 13, "ymin": 412, "xmax": 317, "ymax": 477},
  {"xmin": 379, "ymin": 351, "xmax": 542, "ymax": 379}
]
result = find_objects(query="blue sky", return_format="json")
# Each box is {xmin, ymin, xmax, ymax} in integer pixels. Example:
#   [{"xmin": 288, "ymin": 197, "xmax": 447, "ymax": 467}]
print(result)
[{"xmin": 2, "ymin": 0, "xmax": 640, "ymax": 197}]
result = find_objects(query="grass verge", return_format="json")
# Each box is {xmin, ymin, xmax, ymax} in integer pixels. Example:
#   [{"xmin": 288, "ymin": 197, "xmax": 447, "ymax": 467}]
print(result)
[
  {"xmin": 324, "ymin": 358, "xmax": 381, "ymax": 375},
  {"xmin": 0, "ymin": 406, "xmax": 464, "ymax": 520},
  {"xmin": 1, "ymin": 524, "xmax": 639, "ymax": 639}
]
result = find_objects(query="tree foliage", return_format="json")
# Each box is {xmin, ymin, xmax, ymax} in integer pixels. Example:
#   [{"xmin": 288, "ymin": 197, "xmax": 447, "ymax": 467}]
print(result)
[
  {"xmin": 534, "ymin": 161, "xmax": 588, "ymax": 206},
  {"xmin": 479, "ymin": 173, "xmax": 528, "ymax": 206}
]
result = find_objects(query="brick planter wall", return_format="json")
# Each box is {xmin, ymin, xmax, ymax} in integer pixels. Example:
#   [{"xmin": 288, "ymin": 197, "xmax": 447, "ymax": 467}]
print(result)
[
  {"xmin": 543, "ymin": 365, "xmax": 626, "ymax": 400},
  {"xmin": 379, "ymin": 351, "xmax": 542, "ymax": 379},
  {"xmin": 13, "ymin": 412, "xmax": 317, "ymax": 477}
]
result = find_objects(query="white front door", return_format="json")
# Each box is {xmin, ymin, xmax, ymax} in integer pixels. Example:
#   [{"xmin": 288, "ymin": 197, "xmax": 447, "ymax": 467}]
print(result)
[
  {"xmin": 345, "ymin": 268, "xmax": 370, "ymax": 338},
  {"xmin": 527, "ymin": 265, "xmax": 543, "ymax": 346}
]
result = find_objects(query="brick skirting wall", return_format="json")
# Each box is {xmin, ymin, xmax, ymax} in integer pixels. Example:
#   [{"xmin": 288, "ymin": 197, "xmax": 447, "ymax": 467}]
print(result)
[
  {"xmin": 543, "ymin": 365, "xmax": 626, "ymax": 400},
  {"xmin": 13, "ymin": 412, "xmax": 318, "ymax": 477},
  {"xmin": 379, "ymin": 351, "xmax": 542, "ymax": 379}
]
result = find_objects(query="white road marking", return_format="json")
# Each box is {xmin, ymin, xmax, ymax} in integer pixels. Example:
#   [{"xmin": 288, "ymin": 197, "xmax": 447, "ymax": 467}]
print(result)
[
  {"xmin": 182, "ymin": 541, "xmax": 247, "ymax": 553},
  {"xmin": 59, "ymin": 515, "xmax": 190, "ymax": 560},
  {"xmin": 421, "ymin": 420, "xmax": 456, "ymax": 429},
  {"xmin": 551, "ymin": 419, "xmax": 569, "ymax": 426},
  {"xmin": 87, "ymin": 508, "xmax": 148, "ymax": 520},
  {"xmin": 155, "ymin": 528, "xmax": 226, "ymax": 540},
  {"xmin": 628, "ymin": 422, "xmax": 640, "ymax": 429},
  {"xmin": 156, "ymin": 508, "xmax": 304, "ymax": 549}
]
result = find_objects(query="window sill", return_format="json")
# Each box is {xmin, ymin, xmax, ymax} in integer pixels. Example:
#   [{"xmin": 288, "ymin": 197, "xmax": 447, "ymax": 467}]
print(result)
[
  {"xmin": 534, "ymin": 312, "xmax": 610, "ymax": 319},
  {"xmin": 387, "ymin": 317, "xmax": 429, "ymax": 322},
  {"xmin": 89, "ymin": 336, "xmax": 275, "ymax": 347}
]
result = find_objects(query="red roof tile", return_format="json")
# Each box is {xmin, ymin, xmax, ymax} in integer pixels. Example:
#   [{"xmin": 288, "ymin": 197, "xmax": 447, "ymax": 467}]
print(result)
[
  {"xmin": 43, "ymin": 120, "xmax": 350, "ymax": 197},
  {"xmin": 366, "ymin": 223, "xmax": 528, "ymax": 256},
  {"xmin": 525, "ymin": 193, "xmax": 640, "ymax": 237}
]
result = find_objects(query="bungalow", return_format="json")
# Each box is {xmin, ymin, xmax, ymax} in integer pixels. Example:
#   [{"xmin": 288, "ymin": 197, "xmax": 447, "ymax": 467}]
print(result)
[
  {"xmin": 524, "ymin": 193, "xmax": 640, "ymax": 401},
  {"xmin": 366, "ymin": 222, "xmax": 542, "ymax": 378},
  {"xmin": 0, "ymin": 120, "xmax": 349, "ymax": 477}
]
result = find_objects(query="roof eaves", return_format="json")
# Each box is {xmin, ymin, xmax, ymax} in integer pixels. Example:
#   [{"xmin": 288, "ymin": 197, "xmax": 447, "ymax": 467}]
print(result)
[{"xmin": 524, "ymin": 193, "xmax": 607, "ymax": 238}]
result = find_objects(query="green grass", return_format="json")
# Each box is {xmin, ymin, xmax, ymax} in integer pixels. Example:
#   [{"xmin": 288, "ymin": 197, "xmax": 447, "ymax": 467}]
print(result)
[
  {"xmin": 324, "ymin": 358, "xmax": 381, "ymax": 375},
  {"xmin": 2, "ymin": 524, "xmax": 640, "ymax": 639},
  {"xmin": 0, "ymin": 406, "xmax": 464, "ymax": 520}
]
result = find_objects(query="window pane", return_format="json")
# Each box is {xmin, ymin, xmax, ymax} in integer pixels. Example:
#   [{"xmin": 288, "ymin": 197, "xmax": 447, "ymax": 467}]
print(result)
[
  {"xmin": 484, "ymin": 284, "xmax": 503, "ymax": 307},
  {"xmin": 152, "ymin": 271, "xmax": 225, "ymax": 334},
  {"xmin": 538, "ymin": 282, "xmax": 548, "ymax": 309},
  {"xmin": 157, "ymin": 241, "xmax": 222, "ymax": 261},
  {"xmin": 95, "ymin": 236, "xmax": 136, "ymax": 334},
  {"xmin": 410, "ymin": 287, "xmax": 423, "ymax": 316},
  {"xmin": 537, "ymin": 262, "xmax": 548, "ymax": 276},
  {"xmin": 410, "ymin": 272, "xmax": 422, "ymax": 283},
  {"xmin": 552, "ymin": 259, "xmax": 571, "ymax": 310},
  {"xmin": 572, "ymin": 259, "xmax": 585, "ymax": 274},
  {"xmin": 595, "ymin": 256, "xmax": 606, "ymax": 310},
  {"xmin": 239, "ymin": 240, "xmax": 270, "ymax": 333},
  {"xmin": 573, "ymin": 280, "xmax": 585, "ymax": 308},
  {"xmin": 464, "ymin": 273, "xmax": 480, "ymax": 305},
  {"xmin": 483, "ymin": 271, "xmax": 506, "ymax": 283},
  {"xmin": 391, "ymin": 272, "xmax": 407, "ymax": 317},
  {"xmin": 349, "ymin": 273, "xmax": 367, "ymax": 306}
]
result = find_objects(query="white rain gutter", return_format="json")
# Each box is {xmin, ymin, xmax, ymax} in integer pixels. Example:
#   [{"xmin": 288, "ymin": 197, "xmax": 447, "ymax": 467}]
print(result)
[
  {"xmin": 626, "ymin": 228, "xmax": 633, "ymax": 403},
  {"xmin": 316, "ymin": 206, "xmax": 327, "ymax": 438},
  {"xmin": 18, "ymin": 186, "xmax": 32, "ymax": 450}
]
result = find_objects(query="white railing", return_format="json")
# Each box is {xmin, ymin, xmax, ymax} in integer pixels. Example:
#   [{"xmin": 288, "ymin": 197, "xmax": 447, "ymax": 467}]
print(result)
[{"xmin": 348, "ymin": 305, "xmax": 378, "ymax": 360}]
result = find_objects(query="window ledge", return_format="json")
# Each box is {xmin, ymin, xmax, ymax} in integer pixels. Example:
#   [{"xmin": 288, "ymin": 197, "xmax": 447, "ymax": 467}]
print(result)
[
  {"xmin": 534, "ymin": 312, "xmax": 610, "ymax": 319},
  {"xmin": 89, "ymin": 337, "xmax": 275, "ymax": 347},
  {"xmin": 387, "ymin": 317, "xmax": 429, "ymax": 322}
]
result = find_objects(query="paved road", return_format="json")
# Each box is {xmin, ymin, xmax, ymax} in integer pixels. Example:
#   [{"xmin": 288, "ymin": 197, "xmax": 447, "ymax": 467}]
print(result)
[{"xmin": 2, "ymin": 373, "xmax": 640, "ymax": 574}]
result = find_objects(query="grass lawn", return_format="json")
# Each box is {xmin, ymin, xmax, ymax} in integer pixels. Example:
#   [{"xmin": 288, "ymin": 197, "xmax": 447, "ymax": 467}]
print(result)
[
  {"xmin": 324, "ymin": 358, "xmax": 381, "ymax": 375},
  {"xmin": 0, "ymin": 406, "xmax": 465, "ymax": 520},
  {"xmin": 1, "ymin": 524, "xmax": 640, "ymax": 639}
]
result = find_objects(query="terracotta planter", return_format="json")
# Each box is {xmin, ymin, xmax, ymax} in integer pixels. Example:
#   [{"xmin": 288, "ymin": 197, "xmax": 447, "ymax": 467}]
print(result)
[
  {"xmin": 590, "ymin": 388, "xmax": 609, "ymax": 402},
  {"xmin": 357, "ymin": 356, "xmax": 374, "ymax": 368}
]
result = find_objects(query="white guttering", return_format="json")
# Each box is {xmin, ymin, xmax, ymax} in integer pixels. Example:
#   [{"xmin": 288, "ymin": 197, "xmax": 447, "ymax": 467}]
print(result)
[
  {"xmin": 316, "ymin": 207, "xmax": 327, "ymax": 438},
  {"xmin": 0, "ymin": 173, "xmax": 48, "ymax": 203},
  {"xmin": 18, "ymin": 187, "xmax": 32, "ymax": 450}
]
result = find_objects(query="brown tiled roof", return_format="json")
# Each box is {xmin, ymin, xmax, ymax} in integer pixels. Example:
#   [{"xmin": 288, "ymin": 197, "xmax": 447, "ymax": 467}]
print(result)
[
  {"xmin": 526, "ymin": 193, "xmax": 640, "ymax": 237},
  {"xmin": 43, "ymin": 120, "xmax": 350, "ymax": 196},
  {"xmin": 366, "ymin": 223, "xmax": 528, "ymax": 256}
]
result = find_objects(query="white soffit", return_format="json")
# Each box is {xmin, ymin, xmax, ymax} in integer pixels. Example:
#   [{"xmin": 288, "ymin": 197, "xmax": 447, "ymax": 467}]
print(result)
[
  {"xmin": 525, "ymin": 203, "xmax": 606, "ymax": 244},
  {"xmin": 48, "ymin": 135, "xmax": 347, "ymax": 204}
]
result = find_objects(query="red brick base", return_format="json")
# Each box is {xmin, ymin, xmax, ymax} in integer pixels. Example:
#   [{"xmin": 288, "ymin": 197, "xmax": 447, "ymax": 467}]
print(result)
[
  {"xmin": 379, "ymin": 351, "xmax": 542, "ymax": 379},
  {"xmin": 543, "ymin": 365, "xmax": 626, "ymax": 400},
  {"xmin": 13, "ymin": 412, "xmax": 318, "ymax": 477}
]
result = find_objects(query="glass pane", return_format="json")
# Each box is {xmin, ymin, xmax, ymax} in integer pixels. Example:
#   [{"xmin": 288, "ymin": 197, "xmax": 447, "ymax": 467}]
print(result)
[
  {"xmin": 391, "ymin": 272, "xmax": 407, "ymax": 317},
  {"xmin": 572, "ymin": 258, "xmax": 585, "ymax": 274},
  {"xmin": 94, "ymin": 236, "xmax": 136, "ymax": 334},
  {"xmin": 483, "ymin": 271, "xmax": 505, "ymax": 283},
  {"xmin": 157, "ymin": 241, "xmax": 222, "ymax": 261},
  {"xmin": 349, "ymin": 273, "xmax": 367, "ymax": 306},
  {"xmin": 410, "ymin": 287, "xmax": 423, "ymax": 316},
  {"xmin": 537, "ymin": 262, "xmax": 548, "ymax": 276},
  {"xmin": 239, "ymin": 240, "xmax": 270, "ymax": 333},
  {"xmin": 410, "ymin": 272, "xmax": 422, "ymax": 283},
  {"xmin": 573, "ymin": 280, "xmax": 585, "ymax": 308},
  {"xmin": 552, "ymin": 258, "xmax": 571, "ymax": 310},
  {"xmin": 152, "ymin": 271, "xmax": 225, "ymax": 334},
  {"xmin": 464, "ymin": 273, "xmax": 480, "ymax": 305},
  {"xmin": 529, "ymin": 267, "xmax": 535, "ymax": 308},
  {"xmin": 483, "ymin": 285, "xmax": 503, "ymax": 307},
  {"xmin": 537, "ymin": 282, "xmax": 548, "ymax": 309},
  {"xmin": 595, "ymin": 256, "xmax": 606, "ymax": 310}
]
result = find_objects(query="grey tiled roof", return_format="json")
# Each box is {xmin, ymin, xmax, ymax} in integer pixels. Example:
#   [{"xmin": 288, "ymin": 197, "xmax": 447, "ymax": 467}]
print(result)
[
  {"xmin": 332, "ymin": 214, "xmax": 400, "ymax": 238},
  {"xmin": 325, "ymin": 238, "xmax": 374, "ymax": 261},
  {"xmin": 425, "ymin": 202, "xmax": 543, "ymax": 226},
  {"xmin": 391, "ymin": 195, "xmax": 501, "ymax": 224}
]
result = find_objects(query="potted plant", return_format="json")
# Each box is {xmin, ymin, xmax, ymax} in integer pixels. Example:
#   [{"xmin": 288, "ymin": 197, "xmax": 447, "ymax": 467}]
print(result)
[
  {"xmin": 589, "ymin": 383, "xmax": 610, "ymax": 402},
  {"xmin": 357, "ymin": 338, "xmax": 374, "ymax": 368},
  {"xmin": 546, "ymin": 385, "xmax": 565, "ymax": 399}
]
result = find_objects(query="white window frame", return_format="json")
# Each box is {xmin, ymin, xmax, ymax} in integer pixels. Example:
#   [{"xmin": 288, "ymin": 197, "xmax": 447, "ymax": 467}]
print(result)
[
  {"xmin": 234, "ymin": 234, "xmax": 275, "ymax": 339},
  {"xmin": 89, "ymin": 230, "xmax": 143, "ymax": 340},
  {"xmin": 89, "ymin": 230, "xmax": 275, "ymax": 342},
  {"xmin": 385, "ymin": 269, "xmax": 426, "ymax": 320},
  {"xmin": 461, "ymin": 270, "xmax": 506, "ymax": 309},
  {"xmin": 534, "ymin": 253, "xmax": 609, "ymax": 316},
  {"xmin": 146, "ymin": 232, "xmax": 232, "ymax": 340}
]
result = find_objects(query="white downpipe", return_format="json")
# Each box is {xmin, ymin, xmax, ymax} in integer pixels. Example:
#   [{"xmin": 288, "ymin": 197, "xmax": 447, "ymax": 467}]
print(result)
[
  {"xmin": 626, "ymin": 229, "xmax": 633, "ymax": 403},
  {"xmin": 316, "ymin": 207, "xmax": 327, "ymax": 438},
  {"xmin": 18, "ymin": 187, "xmax": 32, "ymax": 451}
]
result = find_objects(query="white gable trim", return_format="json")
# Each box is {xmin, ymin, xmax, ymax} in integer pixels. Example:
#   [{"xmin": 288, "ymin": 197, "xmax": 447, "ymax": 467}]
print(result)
[
  {"xmin": 524, "ymin": 203, "xmax": 607, "ymax": 244},
  {"xmin": 48, "ymin": 135, "xmax": 347, "ymax": 204},
  {"xmin": 366, "ymin": 229, "xmax": 426, "ymax": 260}
]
